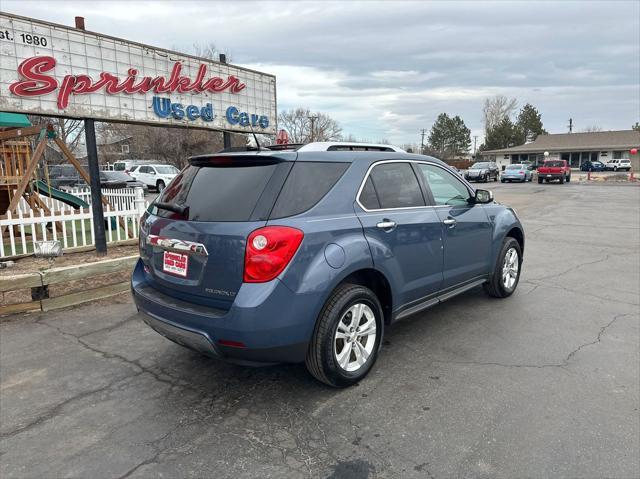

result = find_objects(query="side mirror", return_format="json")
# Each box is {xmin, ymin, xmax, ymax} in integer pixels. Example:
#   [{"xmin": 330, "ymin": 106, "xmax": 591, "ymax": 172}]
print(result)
[{"xmin": 474, "ymin": 189, "xmax": 493, "ymax": 204}]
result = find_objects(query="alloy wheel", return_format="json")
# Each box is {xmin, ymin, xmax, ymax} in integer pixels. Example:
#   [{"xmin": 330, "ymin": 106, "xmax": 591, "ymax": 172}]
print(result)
[
  {"xmin": 334, "ymin": 303, "xmax": 377, "ymax": 372},
  {"xmin": 502, "ymin": 247, "xmax": 519, "ymax": 289}
]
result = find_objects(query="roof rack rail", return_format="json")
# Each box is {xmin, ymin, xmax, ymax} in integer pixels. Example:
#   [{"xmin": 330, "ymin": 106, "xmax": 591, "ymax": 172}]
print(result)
[{"xmin": 297, "ymin": 142, "xmax": 405, "ymax": 153}]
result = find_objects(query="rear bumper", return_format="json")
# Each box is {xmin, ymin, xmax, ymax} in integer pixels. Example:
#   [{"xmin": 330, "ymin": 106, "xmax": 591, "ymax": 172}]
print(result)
[{"xmin": 131, "ymin": 260, "xmax": 314, "ymax": 365}]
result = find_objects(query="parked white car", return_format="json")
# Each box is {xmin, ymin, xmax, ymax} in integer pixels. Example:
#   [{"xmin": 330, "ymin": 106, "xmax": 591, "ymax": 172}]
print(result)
[
  {"xmin": 130, "ymin": 164, "xmax": 179, "ymax": 191},
  {"xmin": 604, "ymin": 158, "xmax": 632, "ymax": 171}
]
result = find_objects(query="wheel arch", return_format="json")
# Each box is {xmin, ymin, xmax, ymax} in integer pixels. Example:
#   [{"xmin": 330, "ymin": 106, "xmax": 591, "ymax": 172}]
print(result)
[
  {"xmin": 506, "ymin": 226, "xmax": 524, "ymax": 256},
  {"xmin": 335, "ymin": 268, "xmax": 393, "ymax": 325}
]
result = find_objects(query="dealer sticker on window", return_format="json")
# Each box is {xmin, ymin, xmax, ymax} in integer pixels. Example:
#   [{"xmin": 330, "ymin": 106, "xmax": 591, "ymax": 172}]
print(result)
[{"xmin": 163, "ymin": 251, "xmax": 188, "ymax": 277}]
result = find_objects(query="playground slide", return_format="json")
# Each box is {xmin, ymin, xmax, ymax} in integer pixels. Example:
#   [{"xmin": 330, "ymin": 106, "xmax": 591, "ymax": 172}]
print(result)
[{"xmin": 34, "ymin": 180, "xmax": 89, "ymax": 209}]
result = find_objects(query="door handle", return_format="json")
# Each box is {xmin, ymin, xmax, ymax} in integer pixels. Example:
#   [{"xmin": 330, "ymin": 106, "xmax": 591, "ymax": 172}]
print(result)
[
  {"xmin": 443, "ymin": 218, "xmax": 457, "ymax": 228},
  {"xmin": 376, "ymin": 220, "xmax": 397, "ymax": 231}
]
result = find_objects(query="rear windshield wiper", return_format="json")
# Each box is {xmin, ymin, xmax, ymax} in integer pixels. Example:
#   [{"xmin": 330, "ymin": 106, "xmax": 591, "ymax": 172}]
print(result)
[{"xmin": 154, "ymin": 202, "xmax": 189, "ymax": 216}]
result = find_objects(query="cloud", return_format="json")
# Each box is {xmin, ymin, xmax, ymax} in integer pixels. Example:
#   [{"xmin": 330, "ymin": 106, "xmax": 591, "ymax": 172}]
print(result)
[{"xmin": 2, "ymin": 0, "xmax": 638, "ymax": 145}]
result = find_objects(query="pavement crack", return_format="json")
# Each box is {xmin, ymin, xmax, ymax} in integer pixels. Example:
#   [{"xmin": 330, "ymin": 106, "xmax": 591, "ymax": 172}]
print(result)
[
  {"xmin": 564, "ymin": 313, "xmax": 630, "ymax": 363},
  {"xmin": 527, "ymin": 253, "xmax": 610, "ymax": 282},
  {"xmin": 0, "ymin": 373, "xmax": 142, "ymax": 440},
  {"xmin": 430, "ymin": 312, "xmax": 632, "ymax": 370},
  {"xmin": 38, "ymin": 320, "xmax": 197, "ymax": 392}
]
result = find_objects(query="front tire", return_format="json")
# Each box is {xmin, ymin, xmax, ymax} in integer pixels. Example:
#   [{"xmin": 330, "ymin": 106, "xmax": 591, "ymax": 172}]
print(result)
[
  {"xmin": 484, "ymin": 237, "xmax": 522, "ymax": 298},
  {"xmin": 306, "ymin": 284, "xmax": 383, "ymax": 388}
]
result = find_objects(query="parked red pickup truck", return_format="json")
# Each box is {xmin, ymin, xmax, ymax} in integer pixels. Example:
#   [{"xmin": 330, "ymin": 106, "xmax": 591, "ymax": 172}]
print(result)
[{"xmin": 538, "ymin": 160, "xmax": 571, "ymax": 184}]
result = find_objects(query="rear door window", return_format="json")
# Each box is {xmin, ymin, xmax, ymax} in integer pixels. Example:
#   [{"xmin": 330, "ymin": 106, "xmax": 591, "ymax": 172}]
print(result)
[
  {"xmin": 269, "ymin": 162, "xmax": 349, "ymax": 218},
  {"xmin": 365, "ymin": 162, "xmax": 425, "ymax": 209},
  {"xmin": 154, "ymin": 160, "xmax": 283, "ymax": 221}
]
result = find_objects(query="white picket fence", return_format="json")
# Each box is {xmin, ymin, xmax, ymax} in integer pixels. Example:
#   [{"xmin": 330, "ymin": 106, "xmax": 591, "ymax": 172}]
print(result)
[
  {"xmin": 1, "ymin": 187, "xmax": 148, "ymax": 258},
  {"xmin": 18, "ymin": 186, "xmax": 139, "ymax": 212}
]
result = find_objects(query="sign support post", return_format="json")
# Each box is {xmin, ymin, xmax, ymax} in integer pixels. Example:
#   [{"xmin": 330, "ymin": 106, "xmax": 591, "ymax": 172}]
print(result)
[
  {"xmin": 219, "ymin": 53, "xmax": 232, "ymax": 149},
  {"xmin": 73, "ymin": 17, "xmax": 106, "ymax": 255},
  {"xmin": 84, "ymin": 118, "xmax": 107, "ymax": 255}
]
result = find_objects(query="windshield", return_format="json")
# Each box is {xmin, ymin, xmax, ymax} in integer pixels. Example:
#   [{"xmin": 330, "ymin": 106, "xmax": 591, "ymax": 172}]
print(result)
[
  {"xmin": 544, "ymin": 161, "xmax": 564, "ymax": 167},
  {"xmin": 155, "ymin": 166, "xmax": 179, "ymax": 174},
  {"xmin": 506, "ymin": 165, "xmax": 522, "ymax": 170},
  {"xmin": 470, "ymin": 162, "xmax": 489, "ymax": 169},
  {"xmin": 103, "ymin": 171, "xmax": 132, "ymax": 181}
]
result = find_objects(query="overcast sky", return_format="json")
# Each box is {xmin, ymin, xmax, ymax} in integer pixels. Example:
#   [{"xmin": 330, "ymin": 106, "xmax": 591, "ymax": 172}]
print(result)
[{"xmin": 3, "ymin": 0, "xmax": 639, "ymax": 146}]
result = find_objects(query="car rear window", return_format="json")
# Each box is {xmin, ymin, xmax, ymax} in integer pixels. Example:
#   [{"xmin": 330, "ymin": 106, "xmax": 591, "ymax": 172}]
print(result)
[
  {"xmin": 153, "ymin": 160, "xmax": 282, "ymax": 221},
  {"xmin": 269, "ymin": 162, "xmax": 349, "ymax": 218},
  {"xmin": 544, "ymin": 161, "xmax": 564, "ymax": 167}
]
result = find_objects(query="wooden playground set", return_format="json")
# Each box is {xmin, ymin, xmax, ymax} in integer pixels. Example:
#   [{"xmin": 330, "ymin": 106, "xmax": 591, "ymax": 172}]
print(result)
[{"xmin": 0, "ymin": 116, "xmax": 134, "ymax": 257}]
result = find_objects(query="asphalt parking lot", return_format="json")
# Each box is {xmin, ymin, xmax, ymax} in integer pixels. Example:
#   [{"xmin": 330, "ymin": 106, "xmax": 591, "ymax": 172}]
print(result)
[{"xmin": 1, "ymin": 181, "xmax": 639, "ymax": 479}]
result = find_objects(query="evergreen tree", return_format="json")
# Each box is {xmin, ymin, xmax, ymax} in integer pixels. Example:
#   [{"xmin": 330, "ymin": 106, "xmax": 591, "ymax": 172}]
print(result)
[
  {"xmin": 515, "ymin": 103, "xmax": 546, "ymax": 143},
  {"xmin": 483, "ymin": 117, "xmax": 520, "ymax": 151},
  {"xmin": 428, "ymin": 113, "xmax": 471, "ymax": 158}
]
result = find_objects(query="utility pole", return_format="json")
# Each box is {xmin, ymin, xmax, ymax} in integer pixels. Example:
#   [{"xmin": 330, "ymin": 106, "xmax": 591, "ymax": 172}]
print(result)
[
  {"xmin": 420, "ymin": 129, "xmax": 426, "ymax": 154},
  {"xmin": 473, "ymin": 135, "xmax": 478, "ymax": 156},
  {"xmin": 568, "ymin": 118, "xmax": 573, "ymax": 134},
  {"xmin": 308, "ymin": 115, "xmax": 318, "ymax": 143}
]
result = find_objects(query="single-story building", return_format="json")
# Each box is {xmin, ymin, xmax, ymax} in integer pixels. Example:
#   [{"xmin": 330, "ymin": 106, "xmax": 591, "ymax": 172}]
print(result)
[{"xmin": 482, "ymin": 130, "xmax": 640, "ymax": 170}]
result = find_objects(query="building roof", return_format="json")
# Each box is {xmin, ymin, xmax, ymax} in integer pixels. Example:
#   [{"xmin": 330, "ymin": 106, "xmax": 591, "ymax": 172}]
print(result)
[{"xmin": 483, "ymin": 130, "xmax": 640, "ymax": 155}]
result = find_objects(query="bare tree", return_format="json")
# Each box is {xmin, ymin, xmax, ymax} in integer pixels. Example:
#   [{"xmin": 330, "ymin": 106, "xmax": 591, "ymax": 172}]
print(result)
[
  {"xmin": 483, "ymin": 95, "xmax": 518, "ymax": 131},
  {"xmin": 26, "ymin": 115, "xmax": 85, "ymax": 153},
  {"xmin": 581, "ymin": 125, "xmax": 603, "ymax": 132},
  {"xmin": 191, "ymin": 42, "xmax": 232, "ymax": 62},
  {"xmin": 278, "ymin": 108, "xmax": 342, "ymax": 143}
]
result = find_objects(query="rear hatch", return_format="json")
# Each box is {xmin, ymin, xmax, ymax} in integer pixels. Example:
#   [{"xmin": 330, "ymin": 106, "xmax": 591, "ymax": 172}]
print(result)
[{"xmin": 139, "ymin": 154, "xmax": 293, "ymax": 309}]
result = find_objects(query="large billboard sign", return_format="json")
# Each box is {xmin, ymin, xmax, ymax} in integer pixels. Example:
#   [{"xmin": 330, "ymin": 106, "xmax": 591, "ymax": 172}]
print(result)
[{"xmin": 0, "ymin": 12, "xmax": 277, "ymax": 134}]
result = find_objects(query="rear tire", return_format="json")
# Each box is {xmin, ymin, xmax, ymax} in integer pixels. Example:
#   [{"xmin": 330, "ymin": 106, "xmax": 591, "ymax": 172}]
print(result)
[
  {"xmin": 306, "ymin": 284, "xmax": 383, "ymax": 388},
  {"xmin": 566, "ymin": 174, "xmax": 571, "ymax": 183},
  {"xmin": 484, "ymin": 237, "xmax": 522, "ymax": 298},
  {"xmin": 559, "ymin": 175, "xmax": 564, "ymax": 184},
  {"xmin": 538, "ymin": 177, "xmax": 543, "ymax": 184},
  {"xmin": 156, "ymin": 180, "xmax": 166, "ymax": 192}
]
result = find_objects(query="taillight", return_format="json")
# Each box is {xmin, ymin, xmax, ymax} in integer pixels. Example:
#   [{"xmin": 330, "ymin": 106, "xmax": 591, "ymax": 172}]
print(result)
[{"xmin": 244, "ymin": 226, "xmax": 304, "ymax": 283}]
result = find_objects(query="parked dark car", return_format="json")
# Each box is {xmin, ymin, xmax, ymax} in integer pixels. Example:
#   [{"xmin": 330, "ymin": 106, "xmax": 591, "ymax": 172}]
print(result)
[
  {"xmin": 99, "ymin": 171, "xmax": 148, "ymax": 191},
  {"xmin": 464, "ymin": 161, "xmax": 499, "ymax": 182},
  {"xmin": 580, "ymin": 160, "xmax": 606, "ymax": 172},
  {"xmin": 46, "ymin": 165, "xmax": 81, "ymax": 189},
  {"xmin": 132, "ymin": 143, "xmax": 525, "ymax": 387}
]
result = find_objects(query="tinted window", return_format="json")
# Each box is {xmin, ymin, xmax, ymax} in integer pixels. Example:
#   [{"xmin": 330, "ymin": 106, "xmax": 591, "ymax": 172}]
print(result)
[
  {"xmin": 103, "ymin": 171, "xmax": 132, "ymax": 181},
  {"xmin": 359, "ymin": 177, "xmax": 380, "ymax": 210},
  {"xmin": 154, "ymin": 161, "xmax": 280, "ymax": 221},
  {"xmin": 470, "ymin": 162, "xmax": 489, "ymax": 169},
  {"xmin": 506, "ymin": 165, "xmax": 521, "ymax": 170},
  {"xmin": 113, "ymin": 163, "xmax": 126, "ymax": 171},
  {"xmin": 156, "ymin": 166, "xmax": 178, "ymax": 174},
  {"xmin": 270, "ymin": 162, "xmax": 349, "ymax": 219},
  {"xmin": 417, "ymin": 164, "xmax": 470, "ymax": 206},
  {"xmin": 368, "ymin": 163, "xmax": 425, "ymax": 209},
  {"xmin": 545, "ymin": 161, "xmax": 564, "ymax": 167}
]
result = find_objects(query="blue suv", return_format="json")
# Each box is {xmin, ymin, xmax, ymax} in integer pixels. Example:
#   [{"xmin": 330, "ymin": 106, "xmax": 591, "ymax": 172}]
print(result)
[{"xmin": 132, "ymin": 142, "xmax": 524, "ymax": 387}]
